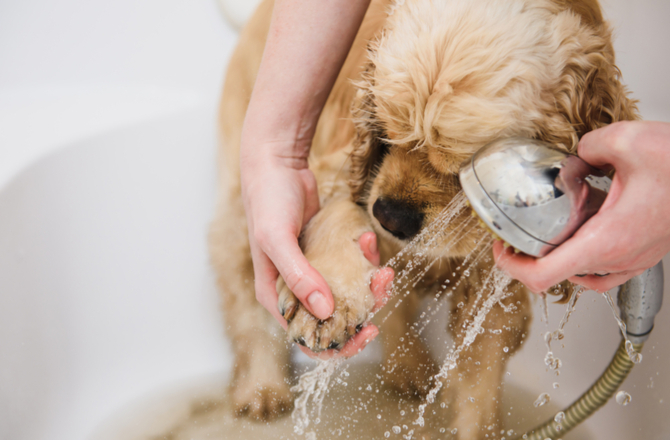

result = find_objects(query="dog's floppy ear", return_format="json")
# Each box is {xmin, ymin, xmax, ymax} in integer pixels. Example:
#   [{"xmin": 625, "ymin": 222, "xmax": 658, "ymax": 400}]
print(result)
[
  {"xmin": 553, "ymin": 18, "xmax": 639, "ymax": 149},
  {"xmin": 349, "ymin": 65, "xmax": 387, "ymax": 204}
]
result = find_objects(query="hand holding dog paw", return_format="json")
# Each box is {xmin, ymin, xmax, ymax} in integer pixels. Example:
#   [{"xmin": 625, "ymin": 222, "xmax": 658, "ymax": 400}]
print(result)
[
  {"xmin": 241, "ymin": 143, "xmax": 335, "ymax": 328},
  {"xmin": 283, "ymin": 231, "xmax": 394, "ymax": 359},
  {"xmin": 494, "ymin": 121, "xmax": 670, "ymax": 294}
]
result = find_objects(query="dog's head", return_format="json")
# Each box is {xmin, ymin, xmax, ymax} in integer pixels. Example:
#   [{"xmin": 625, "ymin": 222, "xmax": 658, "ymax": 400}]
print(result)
[{"xmin": 350, "ymin": 0, "xmax": 637, "ymax": 257}]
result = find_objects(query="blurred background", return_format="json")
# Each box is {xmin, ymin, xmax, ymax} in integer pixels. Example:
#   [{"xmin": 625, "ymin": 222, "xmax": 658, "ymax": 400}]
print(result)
[{"xmin": 0, "ymin": 1, "xmax": 669, "ymax": 440}]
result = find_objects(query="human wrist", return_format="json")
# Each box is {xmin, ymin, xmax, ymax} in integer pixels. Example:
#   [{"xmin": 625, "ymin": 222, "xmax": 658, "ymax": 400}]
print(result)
[{"xmin": 242, "ymin": 89, "xmax": 320, "ymax": 158}]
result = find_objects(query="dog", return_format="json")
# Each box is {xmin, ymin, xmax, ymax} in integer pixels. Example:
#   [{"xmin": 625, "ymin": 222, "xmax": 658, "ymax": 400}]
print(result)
[{"xmin": 208, "ymin": 0, "xmax": 637, "ymax": 437}]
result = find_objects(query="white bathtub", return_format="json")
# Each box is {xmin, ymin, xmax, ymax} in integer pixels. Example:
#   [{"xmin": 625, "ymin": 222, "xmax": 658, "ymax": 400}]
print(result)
[
  {"xmin": 1, "ymin": 1, "xmax": 669, "ymax": 439},
  {"xmin": 0, "ymin": 104, "xmax": 234, "ymax": 440}
]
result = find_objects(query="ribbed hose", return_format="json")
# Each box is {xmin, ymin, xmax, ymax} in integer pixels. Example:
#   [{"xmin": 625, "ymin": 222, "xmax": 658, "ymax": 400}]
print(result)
[{"xmin": 516, "ymin": 339, "xmax": 643, "ymax": 440}]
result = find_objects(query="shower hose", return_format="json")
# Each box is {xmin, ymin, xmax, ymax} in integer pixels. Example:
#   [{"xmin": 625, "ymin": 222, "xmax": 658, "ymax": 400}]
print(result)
[{"xmin": 514, "ymin": 339, "xmax": 643, "ymax": 440}]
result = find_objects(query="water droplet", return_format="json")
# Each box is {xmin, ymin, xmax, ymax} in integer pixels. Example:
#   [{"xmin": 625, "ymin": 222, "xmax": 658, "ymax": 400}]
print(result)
[
  {"xmin": 392, "ymin": 426, "xmax": 401, "ymax": 434},
  {"xmin": 503, "ymin": 347, "xmax": 509, "ymax": 353},
  {"xmin": 400, "ymin": 410, "xmax": 405, "ymax": 416},
  {"xmin": 554, "ymin": 411, "xmax": 565, "ymax": 424},
  {"xmin": 377, "ymin": 414, "xmax": 382, "ymax": 419},
  {"xmin": 553, "ymin": 382, "xmax": 560, "ymax": 389},
  {"xmin": 616, "ymin": 391, "xmax": 632, "ymax": 406},
  {"xmin": 451, "ymin": 428, "xmax": 458, "ymax": 434},
  {"xmin": 468, "ymin": 396, "xmax": 475, "ymax": 402},
  {"xmin": 534, "ymin": 392, "xmax": 550, "ymax": 407},
  {"xmin": 625, "ymin": 340, "xmax": 643, "ymax": 364},
  {"xmin": 463, "ymin": 269, "xmax": 471, "ymax": 276},
  {"xmin": 384, "ymin": 432, "xmax": 390, "ymax": 438}
]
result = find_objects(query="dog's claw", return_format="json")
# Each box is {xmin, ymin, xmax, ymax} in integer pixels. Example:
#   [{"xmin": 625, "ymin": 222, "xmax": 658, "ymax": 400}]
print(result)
[
  {"xmin": 277, "ymin": 276, "xmax": 299, "ymax": 323},
  {"xmin": 282, "ymin": 303, "xmax": 298, "ymax": 322}
]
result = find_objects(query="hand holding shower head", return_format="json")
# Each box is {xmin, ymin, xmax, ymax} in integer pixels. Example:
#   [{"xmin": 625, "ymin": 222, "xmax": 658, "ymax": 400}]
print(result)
[
  {"xmin": 459, "ymin": 138, "xmax": 664, "ymax": 440},
  {"xmin": 458, "ymin": 136, "xmax": 663, "ymax": 333},
  {"xmin": 459, "ymin": 137, "xmax": 610, "ymax": 257}
]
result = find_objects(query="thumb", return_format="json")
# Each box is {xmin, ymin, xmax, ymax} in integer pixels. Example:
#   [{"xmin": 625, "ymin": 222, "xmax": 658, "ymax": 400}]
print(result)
[{"xmin": 263, "ymin": 231, "xmax": 334, "ymax": 320}]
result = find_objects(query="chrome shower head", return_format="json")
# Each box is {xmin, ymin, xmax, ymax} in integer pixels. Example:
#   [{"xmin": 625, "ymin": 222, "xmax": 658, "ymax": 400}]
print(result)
[{"xmin": 459, "ymin": 137, "xmax": 610, "ymax": 257}]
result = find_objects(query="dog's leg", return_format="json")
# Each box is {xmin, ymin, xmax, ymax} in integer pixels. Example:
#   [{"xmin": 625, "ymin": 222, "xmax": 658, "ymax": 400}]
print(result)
[
  {"xmin": 277, "ymin": 196, "xmax": 379, "ymax": 352},
  {"xmin": 377, "ymin": 293, "xmax": 436, "ymax": 398},
  {"xmin": 443, "ymin": 273, "xmax": 530, "ymax": 440},
  {"xmin": 209, "ymin": 192, "xmax": 293, "ymax": 420}
]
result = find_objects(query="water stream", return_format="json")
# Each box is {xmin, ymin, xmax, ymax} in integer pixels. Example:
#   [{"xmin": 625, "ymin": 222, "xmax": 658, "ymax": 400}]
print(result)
[{"xmin": 290, "ymin": 189, "xmax": 645, "ymax": 438}]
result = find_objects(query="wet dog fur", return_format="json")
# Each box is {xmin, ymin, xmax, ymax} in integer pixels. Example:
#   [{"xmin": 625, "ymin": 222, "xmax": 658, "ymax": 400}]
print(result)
[{"xmin": 208, "ymin": 0, "xmax": 637, "ymax": 437}]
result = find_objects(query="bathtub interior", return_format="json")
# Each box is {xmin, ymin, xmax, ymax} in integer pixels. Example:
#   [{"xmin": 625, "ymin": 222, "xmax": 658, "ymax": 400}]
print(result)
[
  {"xmin": 0, "ymin": 107, "xmax": 231, "ymax": 440},
  {"xmin": 1, "ymin": 0, "xmax": 670, "ymax": 439}
]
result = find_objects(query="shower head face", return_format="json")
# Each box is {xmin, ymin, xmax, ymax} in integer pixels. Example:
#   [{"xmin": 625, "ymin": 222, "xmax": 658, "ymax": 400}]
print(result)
[{"xmin": 459, "ymin": 137, "xmax": 610, "ymax": 257}]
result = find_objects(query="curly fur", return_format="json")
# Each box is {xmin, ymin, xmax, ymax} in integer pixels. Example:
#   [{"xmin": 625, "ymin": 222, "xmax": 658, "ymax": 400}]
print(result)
[{"xmin": 350, "ymin": 0, "xmax": 637, "ymax": 198}]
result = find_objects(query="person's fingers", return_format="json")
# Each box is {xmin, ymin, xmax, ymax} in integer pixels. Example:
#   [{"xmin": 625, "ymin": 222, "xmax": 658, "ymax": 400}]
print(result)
[
  {"xmin": 359, "ymin": 231, "xmax": 380, "ymax": 266},
  {"xmin": 370, "ymin": 267, "xmax": 394, "ymax": 312},
  {"xmin": 493, "ymin": 238, "xmax": 649, "ymax": 294},
  {"xmin": 492, "ymin": 241, "xmax": 561, "ymax": 294},
  {"xmin": 297, "ymin": 325, "xmax": 380, "ymax": 360},
  {"xmin": 492, "ymin": 238, "xmax": 594, "ymax": 294},
  {"xmin": 260, "ymin": 230, "xmax": 334, "ymax": 320},
  {"xmin": 249, "ymin": 243, "xmax": 288, "ymax": 330},
  {"xmin": 337, "ymin": 325, "xmax": 379, "ymax": 357},
  {"xmin": 567, "ymin": 269, "xmax": 646, "ymax": 293}
]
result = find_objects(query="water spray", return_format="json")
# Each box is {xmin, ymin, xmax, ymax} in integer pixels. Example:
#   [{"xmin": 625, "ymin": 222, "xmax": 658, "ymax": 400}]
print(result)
[{"xmin": 459, "ymin": 137, "xmax": 664, "ymax": 439}]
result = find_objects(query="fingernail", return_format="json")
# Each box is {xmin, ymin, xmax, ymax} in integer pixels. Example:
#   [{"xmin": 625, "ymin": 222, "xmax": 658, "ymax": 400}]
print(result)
[{"xmin": 308, "ymin": 291, "xmax": 331, "ymax": 319}]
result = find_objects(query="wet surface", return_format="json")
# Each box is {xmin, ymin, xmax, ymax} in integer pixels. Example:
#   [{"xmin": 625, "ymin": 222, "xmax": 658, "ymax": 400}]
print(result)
[{"xmin": 91, "ymin": 364, "xmax": 592, "ymax": 440}]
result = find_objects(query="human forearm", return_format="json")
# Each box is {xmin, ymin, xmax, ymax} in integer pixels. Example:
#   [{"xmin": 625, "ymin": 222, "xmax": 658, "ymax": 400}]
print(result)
[{"xmin": 242, "ymin": 0, "xmax": 371, "ymax": 161}]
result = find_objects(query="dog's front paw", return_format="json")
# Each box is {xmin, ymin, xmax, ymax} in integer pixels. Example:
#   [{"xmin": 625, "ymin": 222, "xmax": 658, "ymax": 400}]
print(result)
[{"xmin": 277, "ymin": 276, "xmax": 374, "ymax": 352}]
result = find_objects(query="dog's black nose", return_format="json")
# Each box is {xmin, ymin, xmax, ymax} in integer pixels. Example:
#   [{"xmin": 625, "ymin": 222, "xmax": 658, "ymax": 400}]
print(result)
[{"xmin": 372, "ymin": 198, "xmax": 424, "ymax": 240}]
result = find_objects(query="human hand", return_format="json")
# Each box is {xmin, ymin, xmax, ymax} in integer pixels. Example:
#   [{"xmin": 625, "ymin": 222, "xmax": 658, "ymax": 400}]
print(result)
[
  {"xmin": 493, "ymin": 121, "xmax": 670, "ymax": 293},
  {"xmin": 240, "ymin": 140, "xmax": 333, "ymax": 325},
  {"xmin": 241, "ymin": 143, "xmax": 393, "ymax": 357},
  {"xmin": 296, "ymin": 231, "xmax": 394, "ymax": 360}
]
